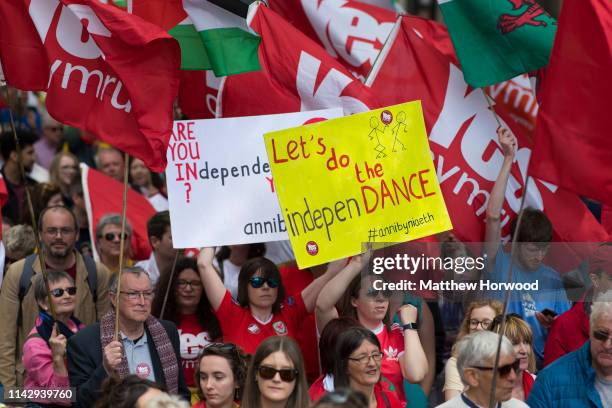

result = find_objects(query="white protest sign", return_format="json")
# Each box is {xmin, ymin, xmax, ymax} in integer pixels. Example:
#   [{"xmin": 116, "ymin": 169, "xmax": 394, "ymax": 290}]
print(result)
[{"xmin": 166, "ymin": 108, "xmax": 343, "ymax": 248}]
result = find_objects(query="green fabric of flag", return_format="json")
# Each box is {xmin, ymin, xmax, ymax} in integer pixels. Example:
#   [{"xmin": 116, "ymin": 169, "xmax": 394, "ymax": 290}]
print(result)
[
  {"xmin": 169, "ymin": 0, "xmax": 261, "ymax": 76},
  {"xmin": 437, "ymin": 0, "xmax": 556, "ymax": 87}
]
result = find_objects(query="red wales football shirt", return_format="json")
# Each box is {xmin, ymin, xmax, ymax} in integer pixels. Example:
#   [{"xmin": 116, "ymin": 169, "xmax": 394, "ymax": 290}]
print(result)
[{"xmin": 373, "ymin": 323, "xmax": 406, "ymax": 401}]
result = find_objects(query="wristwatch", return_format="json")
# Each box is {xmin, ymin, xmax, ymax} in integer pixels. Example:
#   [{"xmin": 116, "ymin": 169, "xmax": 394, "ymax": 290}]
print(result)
[{"xmin": 402, "ymin": 322, "xmax": 418, "ymax": 331}]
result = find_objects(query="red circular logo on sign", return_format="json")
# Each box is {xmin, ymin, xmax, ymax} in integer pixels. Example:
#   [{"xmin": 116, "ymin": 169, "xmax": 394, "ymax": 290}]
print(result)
[
  {"xmin": 380, "ymin": 110, "xmax": 393, "ymax": 125},
  {"xmin": 306, "ymin": 241, "xmax": 319, "ymax": 255},
  {"xmin": 136, "ymin": 362, "xmax": 152, "ymax": 378}
]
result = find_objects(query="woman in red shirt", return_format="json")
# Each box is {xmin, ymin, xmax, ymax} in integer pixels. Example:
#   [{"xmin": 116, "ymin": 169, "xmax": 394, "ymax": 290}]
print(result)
[
  {"xmin": 153, "ymin": 257, "xmax": 221, "ymax": 400},
  {"xmin": 317, "ymin": 253, "xmax": 428, "ymax": 402},
  {"xmin": 197, "ymin": 247, "xmax": 341, "ymax": 355},
  {"xmin": 333, "ymin": 327, "xmax": 403, "ymax": 408}
]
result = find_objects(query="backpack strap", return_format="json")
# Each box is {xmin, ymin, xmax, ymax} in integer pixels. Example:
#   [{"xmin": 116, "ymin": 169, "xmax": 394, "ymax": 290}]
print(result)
[
  {"xmin": 17, "ymin": 254, "xmax": 38, "ymax": 327},
  {"xmin": 81, "ymin": 254, "xmax": 98, "ymax": 318}
]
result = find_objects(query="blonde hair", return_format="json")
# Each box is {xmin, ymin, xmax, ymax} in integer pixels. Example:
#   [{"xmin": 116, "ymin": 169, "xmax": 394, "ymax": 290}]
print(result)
[
  {"xmin": 457, "ymin": 299, "xmax": 504, "ymax": 340},
  {"xmin": 489, "ymin": 314, "xmax": 536, "ymax": 373}
]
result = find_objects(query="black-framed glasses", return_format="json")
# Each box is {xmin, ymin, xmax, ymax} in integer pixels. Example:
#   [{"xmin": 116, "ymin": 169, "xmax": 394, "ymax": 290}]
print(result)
[
  {"xmin": 471, "ymin": 360, "xmax": 520, "ymax": 377},
  {"xmin": 347, "ymin": 352, "xmax": 383, "ymax": 365},
  {"xmin": 593, "ymin": 329, "xmax": 612, "ymax": 343},
  {"xmin": 366, "ymin": 287, "xmax": 391, "ymax": 298},
  {"xmin": 120, "ymin": 290, "xmax": 154, "ymax": 301},
  {"xmin": 469, "ymin": 319, "xmax": 493, "ymax": 329},
  {"xmin": 101, "ymin": 232, "xmax": 129, "ymax": 241},
  {"xmin": 204, "ymin": 342, "xmax": 237, "ymax": 352},
  {"xmin": 177, "ymin": 279, "xmax": 202, "ymax": 289},
  {"xmin": 50, "ymin": 287, "xmax": 77, "ymax": 297},
  {"xmin": 257, "ymin": 365, "xmax": 298, "ymax": 382},
  {"xmin": 249, "ymin": 276, "xmax": 279, "ymax": 289}
]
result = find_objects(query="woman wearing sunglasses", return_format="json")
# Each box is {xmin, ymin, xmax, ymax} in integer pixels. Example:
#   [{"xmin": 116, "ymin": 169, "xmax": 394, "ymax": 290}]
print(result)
[
  {"xmin": 241, "ymin": 336, "xmax": 309, "ymax": 408},
  {"xmin": 22, "ymin": 270, "xmax": 84, "ymax": 407},
  {"xmin": 316, "ymin": 253, "xmax": 428, "ymax": 403},
  {"xmin": 153, "ymin": 257, "xmax": 222, "ymax": 402},
  {"xmin": 489, "ymin": 314, "xmax": 537, "ymax": 401},
  {"xmin": 197, "ymin": 247, "xmax": 340, "ymax": 354},
  {"xmin": 193, "ymin": 343, "xmax": 248, "ymax": 408},
  {"xmin": 334, "ymin": 327, "xmax": 403, "ymax": 408}
]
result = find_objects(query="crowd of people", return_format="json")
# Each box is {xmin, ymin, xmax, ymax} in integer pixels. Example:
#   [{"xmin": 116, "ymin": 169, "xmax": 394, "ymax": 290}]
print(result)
[{"xmin": 0, "ymin": 90, "xmax": 611, "ymax": 408}]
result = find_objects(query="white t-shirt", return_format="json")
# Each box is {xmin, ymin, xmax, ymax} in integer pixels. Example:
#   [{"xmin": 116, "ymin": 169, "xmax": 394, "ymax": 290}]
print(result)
[
  {"xmin": 213, "ymin": 258, "xmax": 241, "ymax": 299},
  {"xmin": 436, "ymin": 394, "xmax": 529, "ymax": 408}
]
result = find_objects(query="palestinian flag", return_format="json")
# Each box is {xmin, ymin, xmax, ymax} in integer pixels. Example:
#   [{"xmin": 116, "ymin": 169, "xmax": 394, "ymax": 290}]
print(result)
[
  {"xmin": 437, "ymin": 0, "xmax": 557, "ymax": 87},
  {"xmin": 133, "ymin": 0, "xmax": 261, "ymax": 76}
]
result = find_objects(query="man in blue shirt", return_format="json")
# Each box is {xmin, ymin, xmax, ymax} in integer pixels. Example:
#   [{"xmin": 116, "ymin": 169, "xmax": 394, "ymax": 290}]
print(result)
[{"xmin": 483, "ymin": 127, "xmax": 570, "ymax": 367}]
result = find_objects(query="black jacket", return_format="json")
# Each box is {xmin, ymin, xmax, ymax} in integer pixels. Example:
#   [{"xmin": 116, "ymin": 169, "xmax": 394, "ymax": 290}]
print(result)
[{"xmin": 67, "ymin": 319, "xmax": 189, "ymax": 407}]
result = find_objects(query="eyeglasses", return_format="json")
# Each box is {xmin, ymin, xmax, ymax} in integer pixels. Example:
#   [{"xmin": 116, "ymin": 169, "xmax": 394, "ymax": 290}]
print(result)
[
  {"xmin": 249, "ymin": 277, "xmax": 279, "ymax": 289},
  {"xmin": 50, "ymin": 287, "xmax": 77, "ymax": 297},
  {"xmin": 120, "ymin": 290, "xmax": 154, "ymax": 301},
  {"xmin": 469, "ymin": 319, "xmax": 493, "ymax": 329},
  {"xmin": 471, "ymin": 360, "xmax": 520, "ymax": 377},
  {"xmin": 593, "ymin": 329, "xmax": 612, "ymax": 343},
  {"xmin": 44, "ymin": 227, "xmax": 76, "ymax": 237},
  {"xmin": 347, "ymin": 352, "xmax": 383, "ymax": 365},
  {"xmin": 204, "ymin": 342, "xmax": 237, "ymax": 352},
  {"xmin": 177, "ymin": 280, "xmax": 202, "ymax": 289},
  {"xmin": 257, "ymin": 365, "xmax": 298, "ymax": 382},
  {"xmin": 101, "ymin": 232, "xmax": 129, "ymax": 241},
  {"xmin": 366, "ymin": 288, "xmax": 391, "ymax": 298}
]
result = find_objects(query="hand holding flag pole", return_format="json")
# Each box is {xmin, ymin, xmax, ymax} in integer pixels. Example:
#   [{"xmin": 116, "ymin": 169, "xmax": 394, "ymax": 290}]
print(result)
[{"xmin": 113, "ymin": 151, "xmax": 131, "ymax": 341}]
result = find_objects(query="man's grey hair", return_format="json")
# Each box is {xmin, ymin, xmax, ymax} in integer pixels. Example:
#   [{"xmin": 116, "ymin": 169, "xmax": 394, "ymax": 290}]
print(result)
[
  {"xmin": 94, "ymin": 146, "xmax": 123, "ymax": 168},
  {"xmin": 591, "ymin": 290, "xmax": 612, "ymax": 329},
  {"xmin": 95, "ymin": 213, "xmax": 132, "ymax": 243},
  {"xmin": 456, "ymin": 330, "xmax": 515, "ymax": 386},
  {"xmin": 109, "ymin": 266, "xmax": 150, "ymax": 294},
  {"xmin": 5, "ymin": 224, "xmax": 36, "ymax": 256}
]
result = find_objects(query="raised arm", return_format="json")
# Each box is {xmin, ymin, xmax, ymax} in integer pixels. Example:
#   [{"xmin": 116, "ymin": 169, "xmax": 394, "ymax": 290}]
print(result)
[
  {"xmin": 398, "ymin": 304, "xmax": 428, "ymax": 383},
  {"xmin": 197, "ymin": 247, "xmax": 227, "ymax": 311},
  {"xmin": 300, "ymin": 258, "xmax": 348, "ymax": 313},
  {"xmin": 315, "ymin": 251, "xmax": 370, "ymax": 332},
  {"xmin": 484, "ymin": 127, "xmax": 517, "ymax": 269}
]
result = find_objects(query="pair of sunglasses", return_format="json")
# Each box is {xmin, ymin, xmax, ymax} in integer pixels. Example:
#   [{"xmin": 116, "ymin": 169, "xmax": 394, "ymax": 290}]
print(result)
[
  {"xmin": 257, "ymin": 365, "xmax": 298, "ymax": 382},
  {"xmin": 472, "ymin": 359, "xmax": 520, "ymax": 377},
  {"xmin": 249, "ymin": 277, "xmax": 279, "ymax": 289},
  {"xmin": 101, "ymin": 232, "xmax": 129, "ymax": 241},
  {"xmin": 50, "ymin": 287, "xmax": 77, "ymax": 297},
  {"xmin": 366, "ymin": 287, "xmax": 391, "ymax": 298},
  {"xmin": 593, "ymin": 329, "xmax": 612, "ymax": 343}
]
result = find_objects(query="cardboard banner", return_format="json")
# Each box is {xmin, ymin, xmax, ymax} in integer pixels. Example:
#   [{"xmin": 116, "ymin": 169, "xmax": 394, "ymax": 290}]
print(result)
[
  {"xmin": 264, "ymin": 101, "xmax": 453, "ymax": 268},
  {"xmin": 166, "ymin": 109, "xmax": 343, "ymax": 248}
]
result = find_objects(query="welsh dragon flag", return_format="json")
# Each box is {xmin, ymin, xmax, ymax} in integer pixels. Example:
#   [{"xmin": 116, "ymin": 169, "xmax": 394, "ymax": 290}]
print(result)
[
  {"xmin": 133, "ymin": 0, "xmax": 261, "ymax": 76},
  {"xmin": 437, "ymin": 0, "xmax": 557, "ymax": 87}
]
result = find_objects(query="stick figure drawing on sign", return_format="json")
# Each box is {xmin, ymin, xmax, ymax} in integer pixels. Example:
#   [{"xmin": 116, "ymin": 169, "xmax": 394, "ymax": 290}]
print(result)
[
  {"xmin": 368, "ymin": 117, "xmax": 387, "ymax": 158},
  {"xmin": 391, "ymin": 111, "xmax": 408, "ymax": 152}
]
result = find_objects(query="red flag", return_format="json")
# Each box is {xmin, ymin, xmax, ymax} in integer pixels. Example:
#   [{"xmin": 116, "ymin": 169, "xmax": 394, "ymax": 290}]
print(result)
[
  {"xmin": 82, "ymin": 164, "xmax": 155, "ymax": 261},
  {"xmin": 221, "ymin": 3, "xmax": 377, "ymax": 117},
  {"xmin": 529, "ymin": 0, "xmax": 612, "ymax": 206},
  {"xmin": 178, "ymin": 70, "xmax": 221, "ymax": 119},
  {"xmin": 0, "ymin": 0, "xmax": 180, "ymax": 172},
  {"xmin": 367, "ymin": 16, "xmax": 610, "ymax": 268},
  {"xmin": 268, "ymin": 0, "xmax": 455, "ymax": 79}
]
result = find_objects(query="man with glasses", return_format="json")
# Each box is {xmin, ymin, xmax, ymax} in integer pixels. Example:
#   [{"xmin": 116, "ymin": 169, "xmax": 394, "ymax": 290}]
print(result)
[
  {"xmin": 95, "ymin": 213, "xmax": 134, "ymax": 274},
  {"xmin": 528, "ymin": 292, "xmax": 612, "ymax": 408},
  {"xmin": 0, "ymin": 206, "xmax": 110, "ymax": 388},
  {"xmin": 437, "ymin": 330, "xmax": 528, "ymax": 407},
  {"xmin": 67, "ymin": 267, "xmax": 189, "ymax": 407}
]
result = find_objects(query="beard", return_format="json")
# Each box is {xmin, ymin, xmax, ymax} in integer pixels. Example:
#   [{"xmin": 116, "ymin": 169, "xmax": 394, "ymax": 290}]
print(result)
[{"xmin": 43, "ymin": 241, "xmax": 72, "ymax": 259}]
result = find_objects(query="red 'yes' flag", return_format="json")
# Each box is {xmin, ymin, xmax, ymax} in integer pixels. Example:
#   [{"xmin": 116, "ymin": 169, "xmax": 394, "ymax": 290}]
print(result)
[
  {"xmin": 0, "ymin": 0, "xmax": 180, "ymax": 172},
  {"xmin": 529, "ymin": 0, "xmax": 612, "ymax": 206}
]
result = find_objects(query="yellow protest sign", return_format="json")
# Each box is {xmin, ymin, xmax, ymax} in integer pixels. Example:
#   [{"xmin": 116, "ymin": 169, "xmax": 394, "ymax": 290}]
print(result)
[{"xmin": 264, "ymin": 101, "xmax": 452, "ymax": 268}]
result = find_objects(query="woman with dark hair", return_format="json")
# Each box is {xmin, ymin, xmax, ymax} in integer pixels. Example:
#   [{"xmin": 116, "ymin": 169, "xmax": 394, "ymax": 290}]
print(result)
[
  {"xmin": 197, "ymin": 247, "xmax": 340, "ymax": 354},
  {"xmin": 152, "ymin": 257, "xmax": 222, "ymax": 398},
  {"xmin": 333, "ymin": 327, "xmax": 403, "ymax": 408},
  {"xmin": 241, "ymin": 336, "xmax": 309, "ymax": 408},
  {"xmin": 309, "ymin": 317, "xmax": 360, "ymax": 401},
  {"xmin": 214, "ymin": 244, "xmax": 266, "ymax": 299},
  {"xmin": 23, "ymin": 270, "xmax": 84, "ymax": 407},
  {"xmin": 49, "ymin": 151, "xmax": 80, "ymax": 207},
  {"xmin": 489, "ymin": 314, "xmax": 537, "ymax": 401},
  {"xmin": 316, "ymin": 253, "xmax": 428, "ymax": 402},
  {"xmin": 192, "ymin": 343, "xmax": 248, "ymax": 408},
  {"xmin": 94, "ymin": 375, "xmax": 166, "ymax": 408},
  {"xmin": 21, "ymin": 182, "xmax": 65, "ymax": 226},
  {"xmin": 312, "ymin": 389, "xmax": 368, "ymax": 408},
  {"xmin": 129, "ymin": 157, "xmax": 168, "ymax": 211}
]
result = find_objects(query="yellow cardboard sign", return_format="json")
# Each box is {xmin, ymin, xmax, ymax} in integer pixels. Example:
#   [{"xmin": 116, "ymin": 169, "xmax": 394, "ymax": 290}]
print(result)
[{"xmin": 264, "ymin": 101, "xmax": 452, "ymax": 268}]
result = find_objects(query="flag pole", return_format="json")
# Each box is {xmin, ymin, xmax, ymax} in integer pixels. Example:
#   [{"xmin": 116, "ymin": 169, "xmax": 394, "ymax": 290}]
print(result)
[
  {"xmin": 2, "ymin": 85, "xmax": 57, "ymax": 321},
  {"xmin": 482, "ymin": 89, "xmax": 503, "ymax": 128},
  {"xmin": 114, "ymin": 151, "xmax": 131, "ymax": 340},
  {"xmin": 159, "ymin": 250, "xmax": 180, "ymax": 319}
]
